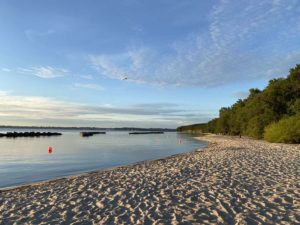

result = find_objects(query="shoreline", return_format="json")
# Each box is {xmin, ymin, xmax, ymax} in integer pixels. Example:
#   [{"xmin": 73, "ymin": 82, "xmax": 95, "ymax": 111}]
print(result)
[{"xmin": 1, "ymin": 134, "xmax": 299, "ymax": 224}]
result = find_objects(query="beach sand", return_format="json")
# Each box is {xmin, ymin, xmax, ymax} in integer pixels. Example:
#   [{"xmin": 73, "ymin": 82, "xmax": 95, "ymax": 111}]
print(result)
[{"xmin": 0, "ymin": 134, "xmax": 299, "ymax": 224}]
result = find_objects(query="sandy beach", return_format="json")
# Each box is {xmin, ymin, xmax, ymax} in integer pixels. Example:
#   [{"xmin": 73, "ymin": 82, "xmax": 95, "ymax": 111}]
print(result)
[{"xmin": 0, "ymin": 134, "xmax": 299, "ymax": 224}]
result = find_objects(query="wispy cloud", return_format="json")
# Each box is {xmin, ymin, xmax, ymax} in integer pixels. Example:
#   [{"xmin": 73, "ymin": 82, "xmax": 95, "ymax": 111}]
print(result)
[
  {"xmin": 90, "ymin": 0, "xmax": 300, "ymax": 87},
  {"xmin": 0, "ymin": 90, "xmax": 12, "ymax": 95},
  {"xmin": 1, "ymin": 68, "xmax": 11, "ymax": 72},
  {"xmin": 0, "ymin": 92, "xmax": 211, "ymax": 127},
  {"xmin": 80, "ymin": 74, "xmax": 93, "ymax": 80},
  {"xmin": 25, "ymin": 29, "xmax": 56, "ymax": 41},
  {"xmin": 73, "ymin": 83, "xmax": 104, "ymax": 91},
  {"xmin": 18, "ymin": 66, "xmax": 69, "ymax": 78}
]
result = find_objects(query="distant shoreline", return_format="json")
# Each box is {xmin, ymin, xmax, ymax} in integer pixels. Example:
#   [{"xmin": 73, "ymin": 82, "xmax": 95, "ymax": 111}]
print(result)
[{"xmin": 0, "ymin": 125, "xmax": 176, "ymax": 132}]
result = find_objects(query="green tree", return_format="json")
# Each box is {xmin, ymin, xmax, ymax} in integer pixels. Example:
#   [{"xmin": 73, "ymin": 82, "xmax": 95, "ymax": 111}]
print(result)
[
  {"xmin": 177, "ymin": 64, "xmax": 300, "ymax": 143},
  {"xmin": 264, "ymin": 114, "xmax": 300, "ymax": 143}
]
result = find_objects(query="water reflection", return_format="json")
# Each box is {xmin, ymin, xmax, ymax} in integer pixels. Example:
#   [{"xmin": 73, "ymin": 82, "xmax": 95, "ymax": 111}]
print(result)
[{"xmin": 0, "ymin": 131, "xmax": 206, "ymax": 188}]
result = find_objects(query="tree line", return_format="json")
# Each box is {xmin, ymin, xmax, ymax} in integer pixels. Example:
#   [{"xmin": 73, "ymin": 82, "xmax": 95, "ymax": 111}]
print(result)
[{"xmin": 177, "ymin": 64, "xmax": 300, "ymax": 143}]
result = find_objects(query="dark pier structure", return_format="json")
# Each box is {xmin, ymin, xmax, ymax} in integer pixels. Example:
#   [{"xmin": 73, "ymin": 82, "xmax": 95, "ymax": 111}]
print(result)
[
  {"xmin": 0, "ymin": 132, "xmax": 62, "ymax": 138},
  {"xmin": 80, "ymin": 131, "xmax": 106, "ymax": 137},
  {"xmin": 129, "ymin": 131, "xmax": 164, "ymax": 135}
]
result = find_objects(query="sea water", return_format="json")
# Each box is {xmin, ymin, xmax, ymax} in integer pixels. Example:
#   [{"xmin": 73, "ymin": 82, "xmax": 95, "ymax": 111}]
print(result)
[{"xmin": 0, "ymin": 130, "xmax": 206, "ymax": 188}]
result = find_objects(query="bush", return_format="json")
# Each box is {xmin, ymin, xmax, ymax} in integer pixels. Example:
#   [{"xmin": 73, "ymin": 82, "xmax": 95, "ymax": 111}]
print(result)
[{"xmin": 264, "ymin": 114, "xmax": 300, "ymax": 143}]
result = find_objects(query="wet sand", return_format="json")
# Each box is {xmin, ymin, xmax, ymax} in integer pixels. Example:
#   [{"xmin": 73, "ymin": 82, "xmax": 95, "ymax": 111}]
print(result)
[{"xmin": 0, "ymin": 134, "xmax": 299, "ymax": 224}]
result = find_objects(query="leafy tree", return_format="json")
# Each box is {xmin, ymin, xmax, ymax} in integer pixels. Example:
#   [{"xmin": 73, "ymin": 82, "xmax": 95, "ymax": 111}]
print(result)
[
  {"xmin": 264, "ymin": 114, "xmax": 300, "ymax": 143},
  {"xmin": 177, "ymin": 64, "xmax": 300, "ymax": 143}
]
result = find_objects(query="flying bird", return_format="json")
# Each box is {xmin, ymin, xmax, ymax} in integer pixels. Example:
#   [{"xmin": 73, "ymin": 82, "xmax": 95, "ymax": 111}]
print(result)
[{"xmin": 122, "ymin": 75, "xmax": 128, "ymax": 80}]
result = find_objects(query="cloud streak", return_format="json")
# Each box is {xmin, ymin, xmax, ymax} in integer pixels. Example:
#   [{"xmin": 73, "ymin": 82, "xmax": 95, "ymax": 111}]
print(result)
[
  {"xmin": 25, "ymin": 29, "xmax": 56, "ymax": 41},
  {"xmin": 73, "ymin": 83, "xmax": 104, "ymax": 91},
  {"xmin": 79, "ymin": 74, "xmax": 93, "ymax": 80},
  {"xmin": 0, "ymin": 92, "xmax": 211, "ymax": 127},
  {"xmin": 18, "ymin": 66, "xmax": 69, "ymax": 78},
  {"xmin": 1, "ymin": 68, "xmax": 11, "ymax": 72},
  {"xmin": 90, "ymin": 0, "xmax": 300, "ymax": 87}
]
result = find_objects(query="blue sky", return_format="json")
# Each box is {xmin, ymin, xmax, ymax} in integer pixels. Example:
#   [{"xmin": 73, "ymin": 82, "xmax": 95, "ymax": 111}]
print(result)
[{"xmin": 0, "ymin": 0, "xmax": 300, "ymax": 128}]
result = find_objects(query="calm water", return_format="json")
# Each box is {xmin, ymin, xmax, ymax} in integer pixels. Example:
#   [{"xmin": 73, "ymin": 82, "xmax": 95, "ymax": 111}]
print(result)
[{"xmin": 0, "ymin": 130, "xmax": 206, "ymax": 188}]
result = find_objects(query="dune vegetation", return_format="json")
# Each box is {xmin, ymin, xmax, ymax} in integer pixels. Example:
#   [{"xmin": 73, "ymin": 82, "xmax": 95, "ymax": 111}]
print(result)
[{"xmin": 177, "ymin": 64, "xmax": 300, "ymax": 143}]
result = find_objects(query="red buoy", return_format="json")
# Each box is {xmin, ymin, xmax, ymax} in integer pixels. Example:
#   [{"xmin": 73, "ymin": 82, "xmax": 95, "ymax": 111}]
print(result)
[{"xmin": 48, "ymin": 146, "xmax": 53, "ymax": 154}]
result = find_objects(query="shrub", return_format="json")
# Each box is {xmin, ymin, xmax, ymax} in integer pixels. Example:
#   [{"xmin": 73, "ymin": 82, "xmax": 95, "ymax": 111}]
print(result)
[{"xmin": 264, "ymin": 114, "xmax": 300, "ymax": 143}]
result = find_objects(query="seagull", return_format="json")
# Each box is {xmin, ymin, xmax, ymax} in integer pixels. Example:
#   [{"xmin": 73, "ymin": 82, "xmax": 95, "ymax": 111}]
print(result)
[{"xmin": 122, "ymin": 75, "xmax": 128, "ymax": 80}]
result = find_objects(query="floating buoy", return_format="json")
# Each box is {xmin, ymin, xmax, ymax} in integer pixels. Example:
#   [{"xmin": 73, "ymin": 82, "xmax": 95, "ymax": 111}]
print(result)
[{"xmin": 48, "ymin": 146, "xmax": 53, "ymax": 154}]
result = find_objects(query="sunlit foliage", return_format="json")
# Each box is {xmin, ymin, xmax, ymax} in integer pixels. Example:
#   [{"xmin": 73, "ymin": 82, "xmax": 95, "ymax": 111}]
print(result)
[{"xmin": 177, "ymin": 64, "xmax": 300, "ymax": 143}]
